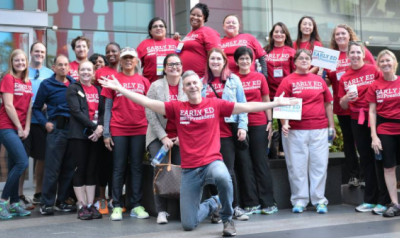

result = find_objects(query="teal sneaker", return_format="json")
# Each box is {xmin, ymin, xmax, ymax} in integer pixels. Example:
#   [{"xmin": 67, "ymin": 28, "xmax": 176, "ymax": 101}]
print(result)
[
  {"xmin": 9, "ymin": 203, "xmax": 31, "ymax": 216},
  {"xmin": 130, "ymin": 206, "xmax": 149, "ymax": 219},
  {"xmin": 0, "ymin": 201, "xmax": 12, "ymax": 220},
  {"xmin": 372, "ymin": 204, "xmax": 387, "ymax": 215},
  {"xmin": 244, "ymin": 205, "xmax": 261, "ymax": 215},
  {"xmin": 316, "ymin": 204, "xmax": 328, "ymax": 214},
  {"xmin": 355, "ymin": 203, "xmax": 376, "ymax": 212},
  {"xmin": 261, "ymin": 205, "xmax": 278, "ymax": 215},
  {"xmin": 292, "ymin": 205, "xmax": 305, "ymax": 213}
]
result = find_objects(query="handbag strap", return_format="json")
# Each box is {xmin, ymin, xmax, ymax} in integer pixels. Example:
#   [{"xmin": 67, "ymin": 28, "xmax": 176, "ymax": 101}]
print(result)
[
  {"xmin": 167, "ymin": 150, "xmax": 172, "ymax": 171},
  {"xmin": 208, "ymin": 83, "xmax": 221, "ymax": 99}
]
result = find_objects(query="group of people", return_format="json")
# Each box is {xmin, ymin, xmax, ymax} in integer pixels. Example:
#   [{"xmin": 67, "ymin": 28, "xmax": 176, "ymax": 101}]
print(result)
[{"xmin": 0, "ymin": 2, "xmax": 399, "ymax": 237}]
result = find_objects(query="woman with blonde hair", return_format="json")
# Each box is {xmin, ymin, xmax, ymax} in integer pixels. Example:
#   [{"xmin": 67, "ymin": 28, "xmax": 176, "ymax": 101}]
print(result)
[{"xmin": 0, "ymin": 49, "xmax": 33, "ymax": 219}]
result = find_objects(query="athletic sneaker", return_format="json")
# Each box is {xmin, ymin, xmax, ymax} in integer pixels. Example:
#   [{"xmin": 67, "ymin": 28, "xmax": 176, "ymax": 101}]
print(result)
[
  {"xmin": 244, "ymin": 205, "xmax": 261, "ymax": 215},
  {"xmin": 348, "ymin": 177, "xmax": 360, "ymax": 188},
  {"xmin": 292, "ymin": 205, "xmax": 305, "ymax": 213},
  {"xmin": 130, "ymin": 206, "xmax": 149, "ymax": 218},
  {"xmin": 32, "ymin": 193, "xmax": 42, "ymax": 205},
  {"xmin": 9, "ymin": 203, "xmax": 31, "ymax": 216},
  {"xmin": 359, "ymin": 179, "xmax": 366, "ymax": 188},
  {"xmin": 40, "ymin": 205, "xmax": 54, "ymax": 215},
  {"xmin": 316, "ymin": 204, "xmax": 328, "ymax": 214},
  {"xmin": 261, "ymin": 205, "xmax": 278, "ymax": 215},
  {"xmin": 383, "ymin": 204, "xmax": 400, "ymax": 218},
  {"xmin": 55, "ymin": 202, "xmax": 76, "ymax": 212},
  {"xmin": 222, "ymin": 220, "xmax": 237, "ymax": 237},
  {"xmin": 355, "ymin": 203, "xmax": 376, "ymax": 212},
  {"xmin": 157, "ymin": 211, "xmax": 169, "ymax": 224},
  {"xmin": 211, "ymin": 196, "xmax": 222, "ymax": 224},
  {"xmin": 77, "ymin": 206, "xmax": 93, "ymax": 220},
  {"xmin": 19, "ymin": 195, "xmax": 34, "ymax": 210},
  {"xmin": 0, "ymin": 201, "xmax": 12, "ymax": 220},
  {"xmin": 88, "ymin": 205, "xmax": 102, "ymax": 219},
  {"xmin": 98, "ymin": 199, "xmax": 109, "ymax": 215},
  {"xmin": 110, "ymin": 207, "xmax": 123, "ymax": 221},
  {"xmin": 233, "ymin": 206, "xmax": 249, "ymax": 221},
  {"xmin": 372, "ymin": 204, "xmax": 387, "ymax": 215}
]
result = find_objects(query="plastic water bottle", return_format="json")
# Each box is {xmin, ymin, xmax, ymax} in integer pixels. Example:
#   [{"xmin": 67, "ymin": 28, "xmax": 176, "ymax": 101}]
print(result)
[
  {"xmin": 256, "ymin": 59, "xmax": 262, "ymax": 73},
  {"xmin": 151, "ymin": 146, "xmax": 169, "ymax": 167},
  {"xmin": 375, "ymin": 151, "xmax": 382, "ymax": 161},
  {"xmin": 328, "ymin": 128, "xmax": 334, "ymax": 146}
]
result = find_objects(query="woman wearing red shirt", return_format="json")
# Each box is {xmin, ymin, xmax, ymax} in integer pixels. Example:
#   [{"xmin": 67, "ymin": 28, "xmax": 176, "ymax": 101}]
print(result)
[
  {"xmin": 137, "ymin": 17, "xmax": 178, "ymax": 84},
  {"xmin": 277, "ymin": 49, "xmax": 334, "ymax": 214},
  {"xmin": 94, "ymin": 42, "xmax": 121, "ymax": 214},
  {"xmin": 101, "ymin": 47, "xmax": 150, "ymax": 221},
  {"xmin": 234, "ymin": 46, "xmax": 277, "ymax": 215},
  {"xmin": 368, "ymin": 50, "xmax": 400, "ymax": 217},
  {"xmin": 220, "ymin": 14, "xmax": 267, "ymax": 77},
  {"xmin": 179, "ymin": 3, "xmax": 220, "ymax": 78},
  {"xmin": 264, "ymin": 22, "xmax": 296, "ymax": 156},
  {"xmin": 294, "ymin": 16, "xmax": 323, "ymax": 74},
  {"xmin": 0, "ymin": 49, "xmax": 33, "ymax": 219},
  {"xmin": 339, "ymin": 42, "xmax": 389, "ymax": 215},
  {"xmin": 327, "ymin": 24, "xmax": 375, "ymax": 189}
]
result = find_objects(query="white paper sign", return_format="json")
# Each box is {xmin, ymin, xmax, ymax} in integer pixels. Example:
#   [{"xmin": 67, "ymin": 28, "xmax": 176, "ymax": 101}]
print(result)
[
  {"xmin": 273, "ymin": 98, "xmax": 303, "ymax": 120},
  {"xmin": 311, "ymin": 46, "xmax": 340, "ymax": 71}
]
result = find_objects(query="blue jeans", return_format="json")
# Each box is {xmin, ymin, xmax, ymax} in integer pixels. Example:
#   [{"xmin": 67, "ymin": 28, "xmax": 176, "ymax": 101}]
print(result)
[
  {"xmin": 0, "ymin": 129, "xmax": 29, "ymax": 204},
  {"xmin": 180, "ymin": 160, "xmax": 233, "ymax": 231},
  {"xmin": 41, "ymin": 120, "xmax": 74, "ymax": 206}
]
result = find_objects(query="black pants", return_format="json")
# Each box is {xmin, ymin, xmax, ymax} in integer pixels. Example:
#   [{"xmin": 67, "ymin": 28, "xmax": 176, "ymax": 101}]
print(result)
[
  {"xmin": 236, "ymin": 124, "xmax": 275, "ymax": 207},
  {"xmin": 112, "ymin": 135, "xmax": 145, "ymax": 208},
  {"xmin": 98, "ymin": 145, "xmax": 113, "ymax": 198},
  {"xmin": 351, "ymin": 120, "xmax": 390, "ymax": 205},
  {"xmin": 338, "ymin": 115, "xmax": 363, "ymax": 179},
  {"xmin": 208, "ymin": 137, "xmax": 239, "ymax": 208}
]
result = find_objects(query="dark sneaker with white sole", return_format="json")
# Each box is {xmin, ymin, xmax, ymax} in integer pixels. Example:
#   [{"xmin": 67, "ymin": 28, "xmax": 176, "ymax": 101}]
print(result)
[
  {"xmin": 223, "ymin": 220, "xmax": 236, "ymax": 236},
  {"xmin": 383, "ymin": 205, "xmax": 400, "ymax": 218},
  {"xmin": 211, "ymin": 196, "xmax": 222, "ymax": 224},
  {"xmin": 55, "ymin": 202, "xmax": 76, "ymax": 212},
  {"xmin": 88, "ymin": 205, "xmax": 102, "ymax": 219},
  {"xmin": 40, "ymin": 205, "xmax": 54, "ymax": 215}
]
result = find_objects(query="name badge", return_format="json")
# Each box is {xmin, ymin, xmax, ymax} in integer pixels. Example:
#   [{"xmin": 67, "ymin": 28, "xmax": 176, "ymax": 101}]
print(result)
[
  {"xmin": 273, "ymin": 68, "xmax": 283, "ymax": 78},
  {"xmin": 78, "ymin": 91, "xmax": 85, "ymax": 98},
  {"xmin": 176, "ymin": 42, "xmax": 184, "ymax": 53},
  {"xmin": 336, "ymin": 71, "xmax": 345, "ymax": 81},
  {"xmin": 156, "ymin": 56, "xmax": 166, "ymax": 76}
]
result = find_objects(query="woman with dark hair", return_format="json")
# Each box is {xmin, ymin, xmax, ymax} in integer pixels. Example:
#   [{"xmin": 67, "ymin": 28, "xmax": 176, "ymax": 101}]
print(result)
[
  {"xmin": 220, "ymin": 14, "xmax": 267, "ymax": 77},
  {"xmin": 137, "ymin": 17, "xmax": 178, "ymax": 84},
  {"xmin": 201, "ymin": 48, "xmax": 249, "ymax": 222},
  {"xmin": 146, "ymin": 53, "xmax": 187, "ymax": 224},
  {"xmin": 264, "ymin": 22, "xmax": 296, "ymax": 156},
  {"xmin": 234, "ymin": 46, "xmax": 277, "ymax": 215},
  {"xmin": 294, "ymin": 16, "xmax": 322, "ymax": 74},
  {"xmin": 0, "ymin": 49, "xmax": 33, "ymax": 219},
  {"xmin": 89, "ymin": 53, "xmax": 109, "ymax": 71},
  {"xmin": 326, "ymin": 24, "xmax": 375, "ymax": 191},
  {"xmin": 179, "ymin": 3, "xmax": 220, "ymax": 78},
  {"xmin": 277, "ymin": 49, "xmax": 334, "ymax": 214},
  {"xmin": 66, "ymin": 60, "xmax": 104, "ymax": 220},
  {"xmin": 368, "ymin": 50, "xmax": 400, "ymax": 218},
  {"xmin": 338, "ymin": 42, "xmax": 390, "ymax": 215},
  {"xmin": 94, "ymin": 42, "xmax": 121, "ymax": 215}
]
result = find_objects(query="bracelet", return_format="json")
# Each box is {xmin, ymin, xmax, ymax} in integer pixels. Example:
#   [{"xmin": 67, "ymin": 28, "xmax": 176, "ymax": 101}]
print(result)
[{"xmin": 267, "ymin": 120, "xmax": 273, "ymax": 123}]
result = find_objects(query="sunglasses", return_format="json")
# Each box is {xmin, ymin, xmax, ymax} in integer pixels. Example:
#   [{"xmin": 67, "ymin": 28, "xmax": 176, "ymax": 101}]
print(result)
[{"xmin": 152, "ymin": 24, "xmax": 165, "ymax": 29}]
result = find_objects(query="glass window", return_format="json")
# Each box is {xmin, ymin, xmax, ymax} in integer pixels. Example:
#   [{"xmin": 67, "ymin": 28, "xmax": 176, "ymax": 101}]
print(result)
[{"xmin": 0, "ymin": 0, "xmax": 45, "ymax": 11}]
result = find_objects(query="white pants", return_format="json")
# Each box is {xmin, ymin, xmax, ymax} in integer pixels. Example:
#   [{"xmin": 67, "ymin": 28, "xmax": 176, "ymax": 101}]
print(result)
[{"xmin": 282, "ymin": 128, "xmax": 329, "ymax": 207}]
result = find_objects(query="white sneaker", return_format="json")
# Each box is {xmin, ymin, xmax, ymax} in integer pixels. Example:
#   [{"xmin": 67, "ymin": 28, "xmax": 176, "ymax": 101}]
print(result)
[
  {"xmin": 157, "ymin": 211, "xmax": 169, "ymax": 224},
  {"xmin": 233, "ymin": 206, "xmax": 249, "ymax": 221}
]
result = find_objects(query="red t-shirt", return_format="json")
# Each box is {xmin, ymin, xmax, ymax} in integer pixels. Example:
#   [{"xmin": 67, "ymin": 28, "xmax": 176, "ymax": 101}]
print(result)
[
  {"xmin": 165, "ymin": 84, "xmax": 179, "ymax": 138},
  {"xmin": 220, "ymin": 34, "xmax": 266, "ymax": 74},
  {"xmin": 137, "ymin": 38, "xmax": 178, "ymax": 84},
  {"xmin": 293, "ymin": 41, "xmax": 323, "ymax": 54},
  {"xmin": 338, "ymin": 64, "xmax": 380, "ymax": 120},
  {"xmin": 276, "ymin": 73, "xmax": 333, "ymax": 130},
  {"xmin": 180, "ymin": 26, "xmax": 221, "ymax": 78},
  {"xmin": 69, "ymin": 61, "xmax": 79, "ymax": 81},
  {"xmin": 101, "ymin": 73, "xmax": 150, "ymax": 136},
  {"xmin": 327, "ymin": 48, "xmax": 375, "ymax": 115},
  {"xmin": 95, "ymin": 66, "xmax": 118, "ymax": 86},
  {"xmin": 0, "ymin": 75, "xmax": 33, "ymax": 130},
  {"xmin": 164, "ymin": 98, "xmax": 234, "ymax": 168},
  {"xmin": 366, "ymin": 76, "xmax": 400, "ymax": 135},
  {"xmin": 81, "ymin": 84, "xmax": 99, "ymax": 121},
  {"xmin": 238, "ymin": 71, "xmax": 270, "ymax": 126},
  {"xmin": 205, "ymin": 77, "xmax": 232, "ymax": 138},
  {"xmin": 264, "ymin": 46, "xmax": 296, "ymax": 99}
]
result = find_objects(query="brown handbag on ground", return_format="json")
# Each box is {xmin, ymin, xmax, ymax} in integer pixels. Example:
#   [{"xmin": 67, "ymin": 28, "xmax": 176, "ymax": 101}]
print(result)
[{"xmin": 153, "ymin": 150, "xmax": 181, "ymax": 199}]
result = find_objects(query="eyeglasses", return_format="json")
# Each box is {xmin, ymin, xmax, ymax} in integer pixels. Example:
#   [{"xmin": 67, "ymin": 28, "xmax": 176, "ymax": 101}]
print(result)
[
  {"xmin": 152, "ymin": 24, "xmax": 165, "ymax": 29},
  {"xmin": 166, "ymin": 62, "xmax": 182, "ymax": 68},
  {"xmin": 34, "ymin": 69, "xmax": 40, "ymax": 79}
]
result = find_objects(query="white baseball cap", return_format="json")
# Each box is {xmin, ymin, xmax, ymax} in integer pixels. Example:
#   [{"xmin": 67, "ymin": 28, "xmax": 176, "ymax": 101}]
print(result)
[{"xmin": 120, "ymin": 47, "xmax": 138, "ymax": 58}]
